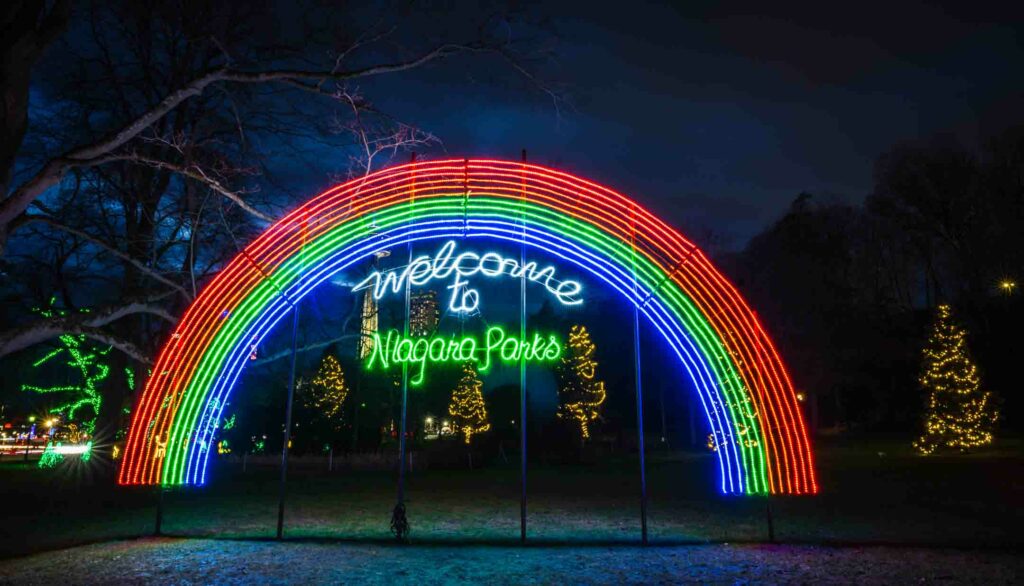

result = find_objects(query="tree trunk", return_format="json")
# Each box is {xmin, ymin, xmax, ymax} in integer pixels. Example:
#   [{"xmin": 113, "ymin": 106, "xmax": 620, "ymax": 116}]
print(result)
[
  {"xmin": 93, "ymin": 348, "xmax": 133, "ymax": 465},
  {"xmin": 0, "ymin": 1, "xmax": 69, "ymax": 254},
  {"xmin": 0, "ymin": 1, "xmax": 70, "ymax": 193}
]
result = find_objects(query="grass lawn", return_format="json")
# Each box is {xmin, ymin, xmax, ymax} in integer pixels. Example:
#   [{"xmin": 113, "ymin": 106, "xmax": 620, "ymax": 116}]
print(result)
[{"xmin": 0, "ymin": 437, "xmax": 1020, "ymax": 583}]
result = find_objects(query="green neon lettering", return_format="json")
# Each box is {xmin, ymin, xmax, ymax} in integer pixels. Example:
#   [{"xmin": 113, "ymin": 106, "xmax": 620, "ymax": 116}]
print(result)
[
  {"xmin": 459, "ymin": 337, "xmax": 477, "ymax": 362},
  {"xmin": 445, "ymin": 339, "xmax": 459, "ymax": 361},
  {"xmin": 482, "ymin": 326, "xmax": 504, "ymax": 371},
  {"xmin": 500, "ymin": 337, "xmax": 519, "ymax": 361},
  {"xmin": 411, "ymin": 339, "xmax": 430, "ymax": 385},
  {"xmin": 543, "ymin": 336, "xmax": 562, "ymax": 360},
  {"xmin": 395, "ymin": 338, "xmax": 413, "ymax": 362},
  {"xmin": 428, "ymin": 338, "xmax": 446, "ymax": 361},
  {"xmin": 364, "ymin": 327, "xmax": 562, "ymax": 385},
  {"xmin": 528, "ymin": 333, "xmax": 545, "ymax": 360},
  {"xmin": 366, "ymin": 331, "xmax": 391, "ymax": 370}
]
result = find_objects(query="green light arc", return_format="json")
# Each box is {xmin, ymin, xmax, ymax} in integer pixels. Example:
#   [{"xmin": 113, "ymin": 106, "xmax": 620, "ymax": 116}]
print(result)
[{"xmin": 166, "ymin": 195, "xmax": 768, "ymax": 493}]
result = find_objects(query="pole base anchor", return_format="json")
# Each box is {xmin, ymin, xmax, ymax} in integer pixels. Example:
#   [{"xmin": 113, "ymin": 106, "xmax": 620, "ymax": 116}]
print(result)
[{"xmin": 391, "ymin": 502, "xmax": 410, "ymax": 543}]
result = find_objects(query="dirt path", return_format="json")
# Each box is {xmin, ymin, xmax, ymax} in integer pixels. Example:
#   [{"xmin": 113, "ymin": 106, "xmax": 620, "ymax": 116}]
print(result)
[{"xmin": 0, "ymin": 537, "xmax": 1019, "ymax": 584}]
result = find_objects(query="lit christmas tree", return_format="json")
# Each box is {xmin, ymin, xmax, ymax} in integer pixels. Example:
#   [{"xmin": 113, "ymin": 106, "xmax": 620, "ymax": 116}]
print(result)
[
  {"xmin": 305, "ymin": 354, "xmax": 349, "ymax": 431},
  {"xmin": 556, "ymin": 324, "xmax": 606, "ymax": 441},
  {"xmin": 448, "ymin": 362, "xmax": 491, "ymax": 444},
  {"xmin": 38, "ymin": 442, "xmax": 63, "ymax": 469},
  {"xmin": 914, "ymin": 304, "xmax": 998, "ymax": 455}
]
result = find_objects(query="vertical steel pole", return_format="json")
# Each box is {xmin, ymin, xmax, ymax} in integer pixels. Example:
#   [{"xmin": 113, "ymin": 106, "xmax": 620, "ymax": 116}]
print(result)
[
  {"xmin": 351, "ymin": 368, "xmax": 362, "ymax": 452},
  {"xmin": 23, "ymin": 425, "xmax": 33, "ymax": 461},
  {"xmin": 393, "ymin": 252, "xmax": 409, "ymax": 532},
  {"xmin": 277, "ymin": 214, "xmax": 308, "ymax": 540},
  {"xmin": 659, "ymin": 386, "xmax": 668, "ymax": 446},
  {"xmin": 154, "ymin": 486, "xmax": 164, "ymax": 536},
  {"xmin": 631, "ymin": 208, "xmax": 649, "ymax": 546},
  {"xmin": 392, "ymin": 153, "xmax": 415, "ymax": 541},
  {"xmin": 276, "ymin": 302, "xmax": 300, "ymax": 540},
  {"xmin": 519, "ymin": 149, "xmax": 528, "ymax": 544},
  {"xmin": 633, "ymin": 299, "xmax": 649, "ymax": 545}
]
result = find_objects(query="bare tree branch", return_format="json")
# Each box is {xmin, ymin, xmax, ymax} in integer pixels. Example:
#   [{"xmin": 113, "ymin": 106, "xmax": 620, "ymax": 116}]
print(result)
[
  {"xmin": 0, "ymin": 298, "xmax": 176, "ymax": 360},
  {"xmin": 0, "ymin": 42, "xmax": 481, "ymax": 238},
  {"xmin": 19, "ymin": 213, "xmax": 192, "ymax": 299},
  {"xmin": 72, "ymin": 326, "xmax": 154, "ymax": 365},
  {"xmin": 112, "ymin": 153, "xmax": 274, "ymax": 223}
]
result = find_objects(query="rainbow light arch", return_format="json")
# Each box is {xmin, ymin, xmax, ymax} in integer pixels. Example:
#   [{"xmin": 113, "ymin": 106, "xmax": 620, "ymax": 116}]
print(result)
[{"xmin": 119, "ymin": 159, "xmax": 817, "ymax": 495}]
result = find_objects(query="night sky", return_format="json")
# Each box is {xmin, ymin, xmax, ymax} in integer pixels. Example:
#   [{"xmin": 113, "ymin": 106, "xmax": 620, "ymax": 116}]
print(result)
[{"xmin": 366, "ymin": 1, "xmax": 1024, "ymax": 250}]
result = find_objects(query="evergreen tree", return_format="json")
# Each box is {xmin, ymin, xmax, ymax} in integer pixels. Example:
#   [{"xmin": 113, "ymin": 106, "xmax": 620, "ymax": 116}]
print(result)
[
  {"xmin": 914, "ymin": 304, "xmax": 998, "ymax": 454},
  {"xmin": 448, "ymin": 362, "xmax": 490, "ymax": 444},
  {"xmin": 556, "ymin": 324, "xmax": 607, "ymax": 441},
  {"xmin": 304, "ymin": 354, "xmax": 349, "ymax": 436}
]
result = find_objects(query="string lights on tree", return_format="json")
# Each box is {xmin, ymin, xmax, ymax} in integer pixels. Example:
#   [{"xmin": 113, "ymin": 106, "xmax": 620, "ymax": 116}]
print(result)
[
  {"xmin": 38, "ymin": 442, "xmax": 63, "ymax": 468},
  {"xmin": 305, "ymin": 354, "xmax": 349, "ymax": 431},
  {"xmin": 37, "ymin": 441, "xmax": 92, "ymax": 469},
  {"xmin": 556, "ymin": 325, "xmax": 607, "ymax": 441},
  {"xmin": 22, "ymin": 299, "xmax": 112, "ymax": 434},
  {"xmin": 914, "ymin": 304, "xmax": 999, "ymax": 455},
  {"xmin": 447, "ymin": 362, "xmax": 491, "ymax": 444}
]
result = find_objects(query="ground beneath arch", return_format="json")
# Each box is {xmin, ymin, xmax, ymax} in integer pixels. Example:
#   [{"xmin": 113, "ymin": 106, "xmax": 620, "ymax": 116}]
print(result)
[{"xmin": 0, "ymin": 538, "xmax": 1020, "ymax": 585}]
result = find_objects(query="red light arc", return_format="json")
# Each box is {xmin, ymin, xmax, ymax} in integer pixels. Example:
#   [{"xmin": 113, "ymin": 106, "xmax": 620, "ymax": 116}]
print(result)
[{"xmin": 118, "ymin": 159, "xmax": 817, "ymax": 495}]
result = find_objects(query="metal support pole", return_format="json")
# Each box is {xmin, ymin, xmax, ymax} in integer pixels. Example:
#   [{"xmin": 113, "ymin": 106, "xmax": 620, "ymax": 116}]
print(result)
[
  {"xmin": 391, "ymin": 262, "xmax": 411, "ymax": 541},
  {"xmin": 351, "ymin": 367, "xmax": 362, "ymax": 452},
  {"xmin": 276, "ymin": 303, "xmax": 301, "ymax": 540},
  {"xmin": 633, "ymin": 300, "xmax": 649, "ymax": 545},
  {"xmin": 631, "ymin": 211, "xmax": 649, "ymax": 546},
  {"xmin": 659, "ymin": 386, "xmax": 668, "ymax": 447},
  {"xmin": 155, "ymin": 486, "xmax": 164, "ymax": 536},
  {"xmin": 391, "ymin": 153, "xmax": 415, "ymax": 542},
  {"xmin": 23, "ymin": 426, "xmax": 33, "ymax": 461},
  {"xmin": 519, "ymin": 148, "xmax": 528, "ymax": 544}
]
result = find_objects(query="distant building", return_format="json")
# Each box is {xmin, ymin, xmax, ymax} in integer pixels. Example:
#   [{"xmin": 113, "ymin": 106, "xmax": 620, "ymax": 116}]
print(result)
[
  {"xmin": 409, "ymin": 290, "xmax": 440, "ymax": 336},
  {"xmin": 357, "ymin": 251, "xmax": 390, "ymax": 359},
  {"xmin": 358, "ymin": 285, "xmax": 379, "ymax": 359}
]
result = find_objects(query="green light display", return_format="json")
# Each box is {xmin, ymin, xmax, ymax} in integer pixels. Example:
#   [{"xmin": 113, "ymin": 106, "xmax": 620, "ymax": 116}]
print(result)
[{"xmin": 366, "ymin": 326, "xmax": 562, "ymax": 385}]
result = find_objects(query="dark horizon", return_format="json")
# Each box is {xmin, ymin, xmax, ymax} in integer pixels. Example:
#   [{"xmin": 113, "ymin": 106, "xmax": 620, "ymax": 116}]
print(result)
[
  {"xmin": 1, "ymin": 2, "xmax": 1022, "ymax": 582},
  {"xmin": 360, "ymin": 0, "xmax": 1024, "ymax": 250}
]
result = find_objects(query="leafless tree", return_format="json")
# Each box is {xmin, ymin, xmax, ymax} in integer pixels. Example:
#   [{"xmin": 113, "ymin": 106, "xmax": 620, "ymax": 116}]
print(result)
[{"xmin": 0, "ymin": 0, "xmax": 559, "ymax": 448}]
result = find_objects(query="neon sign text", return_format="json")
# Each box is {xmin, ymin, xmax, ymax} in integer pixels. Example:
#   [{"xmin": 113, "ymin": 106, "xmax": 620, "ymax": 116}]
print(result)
[
  {"xmin": 352, "ymin": 240, "xmax": 583, "ymax": 313},
  {"xmin": 366, "ymin": 326, "xmax": 562, "ymax": 385}
]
